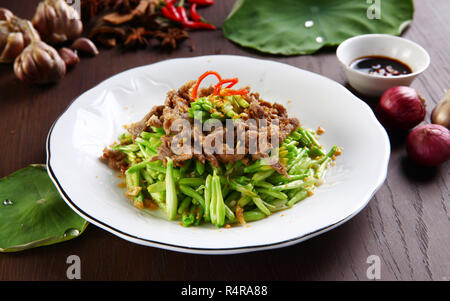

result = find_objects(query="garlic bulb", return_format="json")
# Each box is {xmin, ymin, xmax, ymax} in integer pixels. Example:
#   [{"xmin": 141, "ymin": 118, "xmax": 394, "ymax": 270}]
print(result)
[
  {"xmin": 14, "ymin": 40, "xmax": 66, "ymax": 83},
  {"xmin": 0, "ymin": 13, "xmax": 40, "ymax": 63},
  {"xmin": 0, "ymin": 8, "xmax": 13, "ymax": 21},
  {"xmin": 32, "ymin": 0, "xmax": 83, "ymax": 44},
  {"xmin": 431, "ymin": 90, "xmax": 450, "ymax": 129}
]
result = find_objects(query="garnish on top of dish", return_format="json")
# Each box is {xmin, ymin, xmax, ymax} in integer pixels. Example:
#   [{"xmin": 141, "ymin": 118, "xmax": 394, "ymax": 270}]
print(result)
[{"xmin": 101, "ymin": 71, "xmax": 342, "ymax": 228}]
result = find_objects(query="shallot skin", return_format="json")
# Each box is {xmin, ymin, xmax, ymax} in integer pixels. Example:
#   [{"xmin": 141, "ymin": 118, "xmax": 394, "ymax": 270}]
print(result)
[
  {"xmin": 376, "ymin": 86, "xmax": 426, "ymax": 130},
  {"xmin": 406, "ymin": 124, "xmax": 450, "ymax": 166}
]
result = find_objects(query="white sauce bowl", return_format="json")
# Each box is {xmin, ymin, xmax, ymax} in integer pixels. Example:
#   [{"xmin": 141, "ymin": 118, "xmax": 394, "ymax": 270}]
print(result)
[{"xmin": 337, "ymin": 34, "xmax": 430, "ymax": 96}]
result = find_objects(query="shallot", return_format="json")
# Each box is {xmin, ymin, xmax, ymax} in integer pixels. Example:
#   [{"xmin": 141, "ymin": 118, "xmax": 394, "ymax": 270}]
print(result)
[
  {"xmin": 406, "ymin": 124, "xmax": 450, "ymax": 166},
  {"xmin": 376, "ymin": 86, "xmax": 426, "ymax": 130}
]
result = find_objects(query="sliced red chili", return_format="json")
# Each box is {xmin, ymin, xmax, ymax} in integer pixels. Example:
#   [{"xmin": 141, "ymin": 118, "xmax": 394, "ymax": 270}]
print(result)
[
  {"xmin": 192, "ymin": 71, "xmax": 222, "ymax": 99},
  {"xmin": 221, "ymin": 89, "xmax": 249, "ymax": 96},
  {"xmin": 213, "ymin": 78, "xmax": 238, "ymax": 95}
]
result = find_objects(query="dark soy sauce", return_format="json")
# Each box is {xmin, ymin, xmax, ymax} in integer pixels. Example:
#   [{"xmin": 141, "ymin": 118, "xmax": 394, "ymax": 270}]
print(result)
[{"xmin": 349, "ymin": 56, "xmax": 412, "ymax": 76}]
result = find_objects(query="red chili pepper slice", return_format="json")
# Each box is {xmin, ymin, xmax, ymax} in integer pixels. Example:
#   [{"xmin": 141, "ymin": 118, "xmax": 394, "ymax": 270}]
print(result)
[
  {"xmin": 192, "ymin": 71, "xmax": 222, "ymax": 99},
  {"xmin": 221, "ymin": 89, "xmax": 249, "ymax": 97},
  {"xmin": 189, "ymin": 3, "xmax": 202, "ymax": 22},
  {"xmin": 213, "ymin": 78, "xmax": 238, "ymax": 95}
]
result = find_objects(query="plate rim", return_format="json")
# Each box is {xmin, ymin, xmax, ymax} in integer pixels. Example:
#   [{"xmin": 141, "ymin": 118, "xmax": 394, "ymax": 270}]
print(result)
[{"xmin": 46, "ymin": 54, "xmax": 390, "ymax": 255}]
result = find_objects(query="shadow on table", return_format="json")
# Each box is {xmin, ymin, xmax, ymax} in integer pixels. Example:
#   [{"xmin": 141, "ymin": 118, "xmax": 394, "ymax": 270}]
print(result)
[
  {"xmin": 0, "ymin": 64, "xmax": 58, "ymax": 103},
  {"xmin": 400, "ymin": 156, "xmax": 442, "ymax": 183},
  {"xmin": 158, "ymin": 218, "xmax": 365, "ymax": 281}
]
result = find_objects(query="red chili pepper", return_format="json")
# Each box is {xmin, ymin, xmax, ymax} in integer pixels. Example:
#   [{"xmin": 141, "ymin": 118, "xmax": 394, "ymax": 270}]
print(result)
[
  {"xmin": 188, "ymin": 0, "xmax": 214, "ymax": 6},
  {"xmin": 161, "ymin": 7, "xmax": 175, "ymax": 21},
  {"xmin": 166, "ymin": 3, "xmax": 181, "ymax": 21},
  {"xmin": 189, "ymin": 4, "xmax": 202, "ymax": 22},
  {"xmin": 192, "ymin": 71, "xmax": 222, "ymax": 99},
  {"xmin": 177, "ymin": 6, "xmax": 190, "ymax": 24},
  {"xmin": 182, "ymin": 21, "xmax": 216, "ymax": 30}
]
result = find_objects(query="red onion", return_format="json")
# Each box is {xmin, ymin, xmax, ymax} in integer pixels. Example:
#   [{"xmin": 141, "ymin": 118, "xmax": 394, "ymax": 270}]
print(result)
[
  {"xmin": 376, "ymin": 86, "xmax": 426, "ymax": 130},
  {"xmin": 406, "ymin": 124, "xmax": 450, "ymax": 166}
]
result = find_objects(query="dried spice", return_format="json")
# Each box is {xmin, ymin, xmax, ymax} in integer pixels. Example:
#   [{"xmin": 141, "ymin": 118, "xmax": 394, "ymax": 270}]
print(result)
[
  {"xmin": 110, "ymin": 0, "xmax": 141, "ymax": 14},
  {"xmin": 154, "ymin": 27, "xmax": 188, "ymax": 49},
  {"xmin": 124, "ymin": 27, "xmax": 152, "ymax": 47},
  {"xmin": 88, "ymin": 20, "xmax": 126, "ymax": 47},
  {"xmin": 103, "ymin": 0, "xmax": 158, "ymax": 25},
  {"xmin": 81, "ymin": 0, "xmax": 109, "ymax": 20},
  {"xmin": 83, "ymin": 0, "xmax": 216, "ymax": 51}
]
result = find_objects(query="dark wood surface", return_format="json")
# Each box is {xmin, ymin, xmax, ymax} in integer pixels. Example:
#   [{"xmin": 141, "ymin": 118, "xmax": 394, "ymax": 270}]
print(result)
[{"xmin": 0, "ymin": 0, "xmax": 448, "ymax": 281}]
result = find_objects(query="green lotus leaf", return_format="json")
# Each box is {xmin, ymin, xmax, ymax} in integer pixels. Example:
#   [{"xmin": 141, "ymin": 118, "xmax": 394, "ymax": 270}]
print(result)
[
  {"xmin": 0, "ymin": 164, "xmax": 87, "ymax": 252},
  {"xmin": 223, "ymin": 0, "xmax": 414, "ymax": 55}
]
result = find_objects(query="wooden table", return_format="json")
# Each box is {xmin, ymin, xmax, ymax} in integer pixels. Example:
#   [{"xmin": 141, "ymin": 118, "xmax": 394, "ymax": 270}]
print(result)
[{"xmin": 0, "ymin": 0, "xmax": 448, "ymax": 281}]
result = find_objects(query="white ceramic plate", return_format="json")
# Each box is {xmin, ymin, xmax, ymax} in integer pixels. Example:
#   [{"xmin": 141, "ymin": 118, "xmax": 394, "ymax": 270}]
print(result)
[{"xmin": 47, "ymin": 55, "xmax": 390, "ymax": 254}]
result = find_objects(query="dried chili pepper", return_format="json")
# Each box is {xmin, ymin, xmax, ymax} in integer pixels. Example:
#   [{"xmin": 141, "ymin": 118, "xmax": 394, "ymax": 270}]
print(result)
[
  {"xmin": 189, "ymin": 3, "xmax": 202, "ymax": 22},
  {"xmin": 192, "ymin": 71, "xmax": 222, "ymax": 99}
]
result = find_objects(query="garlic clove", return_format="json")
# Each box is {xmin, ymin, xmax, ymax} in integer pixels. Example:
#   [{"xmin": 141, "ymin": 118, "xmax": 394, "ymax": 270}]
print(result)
[
  {"xmin": 22, "ymin": 52, "xmax": 41, "ymax": 82},
  {"xmin": 59, "ymin": 47, "xmax": 79, "ymax": 68},
  {"xmin": 68, "ymin": 19, "xmax": 83, "ymax": 41},
  {"xmin": 70, "ymin": 37, "xmax": 99, "ymax": 56},
  {"xmin": 431, "ymin": 90, "xmax": 450, "ymax": 129},
  {"xmin": 1, "ymin": 32, "xmax": 24, "ymax": 62},
  {"xmin": 32, "ymin": 45, "xmax": 53, "ymax": 72}
]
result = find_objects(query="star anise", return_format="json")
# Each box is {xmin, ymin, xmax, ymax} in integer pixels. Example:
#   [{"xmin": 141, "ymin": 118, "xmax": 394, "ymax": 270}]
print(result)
[
  {"xmin": 124, "ymin": 27, "xmax": 153, "ymax": 48},
  {"xmin": 154, "ymin": 28, "xmax": 189, "ymax": 49},
  {"xmin": 88, "ymin": 19, "xmax": 127, "ymax": 47}
]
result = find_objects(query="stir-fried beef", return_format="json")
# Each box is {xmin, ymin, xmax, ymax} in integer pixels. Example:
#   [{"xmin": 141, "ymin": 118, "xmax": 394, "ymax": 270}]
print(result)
[
  {"xmin": 106, "ymin": 80, "xmax": 300, "ymax": 176},
  {"xmin": 101, "ymin": 148, "xmax": 128, "ymax": 173}
]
